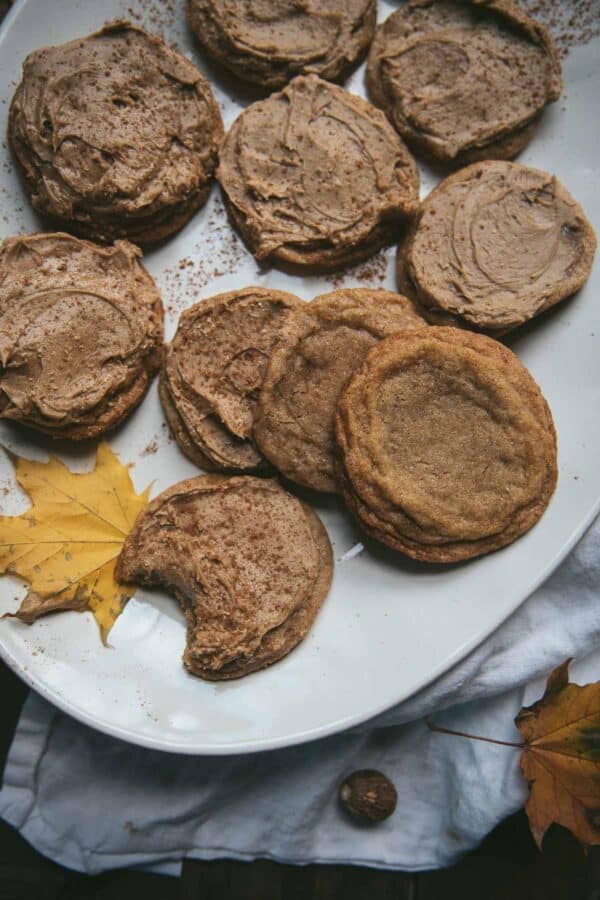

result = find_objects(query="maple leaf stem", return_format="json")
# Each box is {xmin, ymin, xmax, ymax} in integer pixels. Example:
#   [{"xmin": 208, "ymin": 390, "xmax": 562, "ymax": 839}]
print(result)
[{"xmin": 426, "ymin": 717, "xmax": 524, "ymax": 749}]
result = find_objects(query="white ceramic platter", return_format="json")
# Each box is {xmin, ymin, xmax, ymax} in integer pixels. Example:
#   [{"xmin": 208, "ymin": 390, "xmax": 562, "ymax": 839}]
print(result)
[{"xmin": 0, "ymin": 0, "xmax": 598, "ymax": 754}]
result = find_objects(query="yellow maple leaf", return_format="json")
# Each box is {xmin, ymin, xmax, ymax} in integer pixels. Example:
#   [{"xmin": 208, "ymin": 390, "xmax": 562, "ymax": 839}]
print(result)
[{"xmin": 0, "ymin": 443, "xmax": 149, "ymax": 641}]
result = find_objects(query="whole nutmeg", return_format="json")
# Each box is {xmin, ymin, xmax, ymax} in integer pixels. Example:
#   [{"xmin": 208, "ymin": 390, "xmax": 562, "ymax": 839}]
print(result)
[{"xmin": 339, "ymin": 769, "xmax": 397, "ymax": 823}]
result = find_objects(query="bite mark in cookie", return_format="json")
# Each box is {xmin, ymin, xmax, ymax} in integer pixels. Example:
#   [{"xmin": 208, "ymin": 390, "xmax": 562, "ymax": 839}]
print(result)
[{"xmin": 116, "ymin": 476, "xmax": 333, "ymax": 680}]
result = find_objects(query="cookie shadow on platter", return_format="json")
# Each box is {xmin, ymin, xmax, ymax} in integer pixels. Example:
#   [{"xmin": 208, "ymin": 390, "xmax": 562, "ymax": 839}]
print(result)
[
  {"xmin": 186, "ymin": 45, "xmax": 276, "ymax": 105},
  {"xmin": 502, "ymin": 287, "xmax": 584, "ymax": 352},
  {"xmin": 277, "ymin": 478, "xmax": 347, "ymax": 517},
  {"xmin": 0, "ymin": 421, "xmax": 102, "ymax": 467},
  {"xmin": 0, "ymin": 394, "xmax": 152, "ymax": 466},
  {"xmin": 285, "ymin": 481, "xmax": 471, "ymax": 575},
  {"xmin": 357, "ymin": 533, "xmax": 472, "ymax": 577}
]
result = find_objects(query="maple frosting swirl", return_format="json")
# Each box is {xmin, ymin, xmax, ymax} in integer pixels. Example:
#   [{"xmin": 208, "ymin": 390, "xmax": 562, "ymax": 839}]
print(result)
[
  {"xmin": 8, "ymin": 20, "xmax": 223, "ymax": 244},
  {"xmin": 186, "ymin": 0, "xmax": 376, "ymax": 89},
  {"xmin": 405, "ymin": 162, "xmax": 597, "ymax": 332},
  {"xmin": 367, "ymin": 0, "xmax": 562, "ymax": 165},
  {"xmin": 0, "ymin": 232, "xmax": 163, "ymax": 438},
  {"xmin": 217, "ymin": 74, "xmax": 419, "ymax": 271}
]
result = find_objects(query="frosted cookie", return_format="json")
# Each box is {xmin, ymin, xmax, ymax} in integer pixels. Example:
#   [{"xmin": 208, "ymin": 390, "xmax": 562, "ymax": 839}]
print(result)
[
  {"xmin": 0, "ymin": 232, "xmax": 163, "ymax": 439},
  {"xmin": 335, "ymin": 327, "xmax": 557, "ymax": 563},
  {"xmin": 398, "ymin": 161, "xmax": 597, "ymax": 333},
  {"xmin": 117, "ymin": 476, "xmax": 333, "ymax": 680},
  {"xmin": 9, "ymin": 20, "xmax": 223, "ymax": 244},
  {"xmin": 160, "ymin": 287, "xmax": 302, "ymax": 473},
  {"xmin": 367, "ymin": 0, "xmax": 562, "ymax": 166},
  {"xmin": 254, "ymin": 288, "xmax": 427, "ymax": 492},
  {"xmin": 187, "ymin": 0, "xmax": 376, "ymax": 90},
  {"xmin": 217, "ymin": 75, "xmax": 419, "ymax": 272}
]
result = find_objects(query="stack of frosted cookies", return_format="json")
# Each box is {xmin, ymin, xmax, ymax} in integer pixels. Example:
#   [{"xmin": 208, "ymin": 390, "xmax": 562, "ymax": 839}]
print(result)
[
  {"xmin": 160, "ymin": 287, "xmax": 302, "ymax": 474},
  {"xmin": 2, "ymin": 18, "xmax": 225, "ymax": 441},
  {"xmin": 187, "ymin": 0, "xmax": 377, "ymax": 89},
  {"xmin": 367, "ymin": 0, "xmax": 562, "ymax": 167},
  {"xmin": 9, "ymin": 20, "xmax": 223, "ymax": 244},
  {"xmin": 396, "ymin": 161, "xmax": 597, "ymax": 334}
]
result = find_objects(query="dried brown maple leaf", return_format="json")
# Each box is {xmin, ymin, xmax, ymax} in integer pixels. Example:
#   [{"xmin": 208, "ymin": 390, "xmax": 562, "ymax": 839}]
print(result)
[
  {"xmin": 428, "ymin": 660, "xmax": 600, "ymax": 851},
  {"xmin": 0, "ymin": 443, "xmax": 149, "ymax": 641},
  {"xmin": 516, "ymin": 660, "xmax": 600, "ymax": 849}
]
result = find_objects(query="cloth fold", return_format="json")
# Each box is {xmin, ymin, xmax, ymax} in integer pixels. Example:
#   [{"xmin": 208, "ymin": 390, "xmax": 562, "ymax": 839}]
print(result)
[{"xmin": 1, "ymin": 515, "xmax": 600, "ymax": 874}]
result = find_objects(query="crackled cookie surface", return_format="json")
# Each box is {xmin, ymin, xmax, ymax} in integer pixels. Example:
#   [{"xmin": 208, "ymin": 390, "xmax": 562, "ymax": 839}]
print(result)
[
  {"xmin": 187, "ymin": 0, "xmax": 376, "ymax": 90},
  {"xmin": 161, "ymin": 287, "xmax": 302, "ymax": 473},
  {"xmin": 400, "ymin": 161, "xmax": 597, "ymax": 333},
  {"xmin": 254, "ymin": 288, "xmax": 427, "ymax": 492},
  {"xmin": 0, "ymin": 232, "xmax": 163, "ymax": 439},
  {"xmin": 217, "ymin": 75, "xmax": 419, "ymax": 271},
  {"xmin": 367, "ymin": 0, "xmax": 562, "ymax": 166},
  {"xmin": 9, "ymin": 20, "xmax": 223, "ymax": 244},
  {"xmin": 117, "ymin": 476, "xmax": 333, "ymax": 680},
  {"xmin": 335, "ymin": 327, "xmax": 557, "ymax": 562}
]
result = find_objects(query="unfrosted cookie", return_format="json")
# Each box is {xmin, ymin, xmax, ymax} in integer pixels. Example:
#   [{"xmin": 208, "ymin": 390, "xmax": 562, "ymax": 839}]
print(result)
[
  {"xmin": 0, "ymin": 232, "xmax": 163, "ymax": 439},
  {"xmin": 9, "ymin": 20, "xmax": 223, "ymax": 245},
  {"xmin": 398, "ymin": 161, "xmax": 597, "ymax": 333},
  {"xmin": 367, "ymin": 0, "xmax": 562, "ymax": 167},
  {"xmin": 116, "ymin": 476, "xmax": 333, "ymax": 680},
  {"xmin": 254, "ymin": 288, "xmax": 427, "ymax": 492},
  {"xmin": 187, "ymin": 0, "xmax": 376, "ymax": 90},
  {"xmin": 335, "ymin": 327, "xmax": 557, "ymax": 563},
  {"xmin": 160, "ymin": 287, "xmax": 302, "ymax": 473},
  {"xmin": 217, "ymin": 75, "xmax": 419, "ymax": 272}
]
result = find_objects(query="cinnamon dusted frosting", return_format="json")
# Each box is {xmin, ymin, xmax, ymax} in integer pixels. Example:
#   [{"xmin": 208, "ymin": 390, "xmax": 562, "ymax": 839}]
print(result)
[
  {"xmin": 160, "ymin": 287, "xmax": 302, "ymax": 473},
  {"xmin": 367, "ymin": 0, "xmax": 562, "ymax": 166},
  {"xmin": 335, "ymin": 328, "xmax": 558, "ymax": 563},
  {"xmin": 116, "ymin": 476, "xmax": 333, "ymax": 680},
  {"xmin": 217, "ymin": 75, "xmax": 420, "ymax": 272},
  {"xmin": 9, "ymin": 20, "xmax": 223, "ymax": 245},
  {"xmin": 0, "ymin": 232, "xmax": 163, "ymax": 439},
  {"xmin": 186, "ymin": 0, "xmax": 376, "ymax": 90},
  {"xmin": 403, "ymin": 162, "xmax": 597, "ymax": 333}
]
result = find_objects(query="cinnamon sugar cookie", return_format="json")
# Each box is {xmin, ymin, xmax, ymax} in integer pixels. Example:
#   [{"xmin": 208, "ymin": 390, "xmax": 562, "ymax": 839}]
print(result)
[
  {"xmin": 335, "ymin": 327, "xmax": 557, "ymax": 562},
  {"xmin": 254, "ymin": 288, "xmax": 427, "ymax": 492}
]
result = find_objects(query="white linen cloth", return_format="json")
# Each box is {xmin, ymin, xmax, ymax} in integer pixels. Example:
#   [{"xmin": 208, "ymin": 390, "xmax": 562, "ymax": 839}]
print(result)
[{"xmin": 1, "ymin": 517, "xmax": 599, "ymax": 875}]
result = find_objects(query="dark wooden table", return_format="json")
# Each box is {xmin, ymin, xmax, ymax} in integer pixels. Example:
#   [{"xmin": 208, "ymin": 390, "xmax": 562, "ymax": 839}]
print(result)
[{"xmin": 1, "ymin": 657, "xmax": 598, "ymax": 900}]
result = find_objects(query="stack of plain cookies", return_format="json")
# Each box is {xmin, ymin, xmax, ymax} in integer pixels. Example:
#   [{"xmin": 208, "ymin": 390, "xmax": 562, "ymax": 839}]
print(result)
[{"xmin": 0, "ymin": 1, "xmax": 597, "ymax": 681}]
